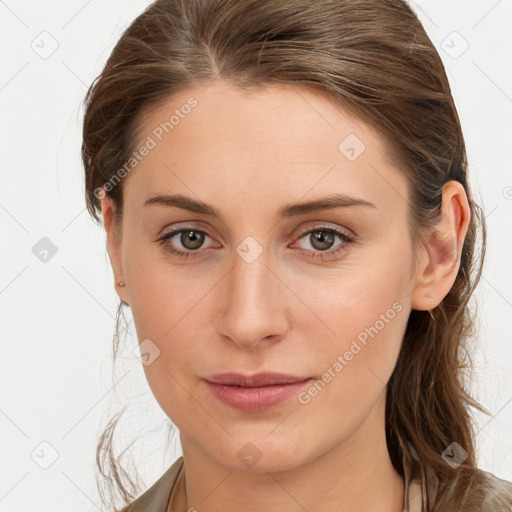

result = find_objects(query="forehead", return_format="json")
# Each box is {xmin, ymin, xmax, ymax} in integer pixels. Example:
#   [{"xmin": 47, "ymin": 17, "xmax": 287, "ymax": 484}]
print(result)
[{"xmin": 125, "ymin": 79, "xmax": 409, "ymax": 218}]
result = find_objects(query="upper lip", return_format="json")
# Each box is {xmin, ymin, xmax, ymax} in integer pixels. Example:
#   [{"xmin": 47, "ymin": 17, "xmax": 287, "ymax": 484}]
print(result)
[{"xmin": 204, "ymin": 372, "xmax": 312, "ymax": 387}]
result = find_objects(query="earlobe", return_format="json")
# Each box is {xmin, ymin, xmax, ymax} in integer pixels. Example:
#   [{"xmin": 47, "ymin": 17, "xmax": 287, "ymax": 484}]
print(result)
[
  {"xmin": 410, "ymin": 181, "xmax": 471, "ymax": 311},
  {"xmin": 98, "ymin": 189, "xmax": 129, "ymax": 306}
]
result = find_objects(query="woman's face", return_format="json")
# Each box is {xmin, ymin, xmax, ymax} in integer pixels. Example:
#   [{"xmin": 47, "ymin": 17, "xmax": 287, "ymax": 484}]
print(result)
[{"xmin": 102, "ymin": 79, "xmax": 422, "ymax": 472}]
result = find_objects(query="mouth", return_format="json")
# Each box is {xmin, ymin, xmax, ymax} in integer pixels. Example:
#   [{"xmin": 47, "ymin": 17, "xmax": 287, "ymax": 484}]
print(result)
[{"xmin": 203, "ymin": 372, "xmax": 314, "ymax": 412}]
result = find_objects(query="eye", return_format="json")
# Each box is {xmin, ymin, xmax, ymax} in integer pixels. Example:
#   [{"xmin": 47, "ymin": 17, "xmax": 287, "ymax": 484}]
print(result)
[
  {"xmin": 293, "ymin": 226, "xmax": 354, "ymax": 260},
  {"xmin": 156, "ymin": 225, "xmax": 355, "ymax": 260},
  {"xmin": 157, "ymin": 228, "xmax": 217, "ymax": 258}
]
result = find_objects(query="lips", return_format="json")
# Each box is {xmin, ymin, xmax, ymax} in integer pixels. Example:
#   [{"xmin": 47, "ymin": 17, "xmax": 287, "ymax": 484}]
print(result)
[
  {"xmin": 203, "ymin": 372, "xmax": 313, "ymax": 411},
  {"xmin": 204, "ymin": 372, "xmax": 311, "ymax": 387}
]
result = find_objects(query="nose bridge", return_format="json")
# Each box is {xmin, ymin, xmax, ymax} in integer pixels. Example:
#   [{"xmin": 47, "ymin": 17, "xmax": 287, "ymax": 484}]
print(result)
[{"xmin": 216, "ymin": 240, "xmax": 287, "ymax": 348}]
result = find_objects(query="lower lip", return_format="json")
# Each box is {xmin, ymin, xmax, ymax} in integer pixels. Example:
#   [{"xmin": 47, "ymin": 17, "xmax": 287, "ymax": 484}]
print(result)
[{"xmin": 204, "ymin": 378, "xmax": 313, "ymax": 412}]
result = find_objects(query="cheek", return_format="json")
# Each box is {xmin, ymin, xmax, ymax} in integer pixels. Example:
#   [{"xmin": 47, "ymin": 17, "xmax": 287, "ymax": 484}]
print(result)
[
  {"xmin": 291, "ymin": 293, "xmax": 407, "ymax": 441},
  {"xmin": 127, "ymin": 268, "xmax": 206, "ymax": 366},
  {"xmin": 123, "ymin": 249, "xmax": 218, "ymax": 399},
  {"xmin": 123, "ymin": 240, "xmax": 205, "ymax": 337},
  {"xmin": 284, "ymin": 254, "xmax": 408, "ymax": 344},
  {"xmin": 125, "ymin": 259, "xmax": 209, "ymax": 425},
  {"xmin": 286, "ymin": 258, "xmax": 410, "ymax": 404}
]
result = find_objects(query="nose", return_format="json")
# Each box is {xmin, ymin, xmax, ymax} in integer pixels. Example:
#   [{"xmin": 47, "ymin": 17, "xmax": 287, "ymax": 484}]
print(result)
[{"xmin": 215, "ymin": 245, "xmax": 290, "ymax": 349}]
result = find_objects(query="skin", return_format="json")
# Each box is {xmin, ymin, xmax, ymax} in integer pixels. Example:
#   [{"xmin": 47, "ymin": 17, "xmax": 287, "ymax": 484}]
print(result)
[{"xmin": 99, "ymin": 78, "xmax": 470, "ymax": 512}]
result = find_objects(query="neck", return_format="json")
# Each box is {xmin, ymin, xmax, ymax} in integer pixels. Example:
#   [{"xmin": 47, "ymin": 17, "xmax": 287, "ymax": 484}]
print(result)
[{"xmin": 174, "ymin": 396, "xmax": 404, "ymax": 512}]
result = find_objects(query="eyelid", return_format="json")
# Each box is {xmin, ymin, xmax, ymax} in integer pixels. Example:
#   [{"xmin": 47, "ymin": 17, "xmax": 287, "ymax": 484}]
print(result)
[
  {"xmin": 156, "ymin": 220, "xmax": 212, "ymax": 238},
  {"xmin": 157, "ymin": 222, "xmax": 356, "ymax": 258},
  {"xmin": 290, "ymin": 224, "xmax": 355, "ymax": 255},
  {"xmin": 293, "ymin": 222, "xmax": 355, "ymax": 241},
  {"xmin": 157, "ymin": 222, "xmax": 353, "ymax": 242},
  {"xmin": 157, "ymin": 227, "xmax": 218, "ymax": 248}
]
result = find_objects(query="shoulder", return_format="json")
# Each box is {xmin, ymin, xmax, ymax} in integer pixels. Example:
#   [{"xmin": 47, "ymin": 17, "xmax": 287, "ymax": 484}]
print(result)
[
  {"xmin": 432, "ymin": 467, "xmax": 512, "ymax": 511},
  {"xmin": 121, "ymin": 456, "xmax": 184, "ymax": 512},
  {"xmin": 478, "ymin": 469, "xmax": 512, "ymax": 511}
]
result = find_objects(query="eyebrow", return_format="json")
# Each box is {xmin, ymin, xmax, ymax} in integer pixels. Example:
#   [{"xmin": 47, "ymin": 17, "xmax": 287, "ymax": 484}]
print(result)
[{"xmin": 143, "ymin": 193, "xmax": 377, "ymax": 221}]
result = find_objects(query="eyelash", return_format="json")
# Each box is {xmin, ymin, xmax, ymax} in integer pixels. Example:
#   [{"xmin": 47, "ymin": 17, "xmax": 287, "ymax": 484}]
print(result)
[{"xmin": 156, "ymin": 225, "xmax": 355, "ymax": 260}]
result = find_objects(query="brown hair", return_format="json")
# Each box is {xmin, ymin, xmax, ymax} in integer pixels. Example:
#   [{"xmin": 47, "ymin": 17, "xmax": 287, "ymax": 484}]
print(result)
[{"xmin": 81, "ymin": 0, "xmax": 512, "ymax": 510}]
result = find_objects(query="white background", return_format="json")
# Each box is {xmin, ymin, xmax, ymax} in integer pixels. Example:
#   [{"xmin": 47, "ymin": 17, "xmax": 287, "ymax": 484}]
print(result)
[{"xmin": 0, "ymin": 1, "xmax": 511, "ymax": 510}]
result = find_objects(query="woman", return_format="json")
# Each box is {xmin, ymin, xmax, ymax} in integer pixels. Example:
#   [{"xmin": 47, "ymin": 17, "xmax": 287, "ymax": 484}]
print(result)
[{"xmin": 81, "ymin": 0, "xmax": 512, "ymax": 510}]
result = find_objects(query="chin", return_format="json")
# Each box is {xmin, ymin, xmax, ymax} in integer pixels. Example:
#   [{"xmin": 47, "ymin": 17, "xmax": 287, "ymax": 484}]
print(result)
[{"xmin": 198, "ymin": 427, "xmax": 321, "ymax": 474}]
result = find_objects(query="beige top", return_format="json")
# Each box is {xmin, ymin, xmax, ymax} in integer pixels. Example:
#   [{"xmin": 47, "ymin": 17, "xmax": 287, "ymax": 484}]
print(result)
[{"xmin": 123, "ymin": 456, "xmax": 424, "ymax": 512}]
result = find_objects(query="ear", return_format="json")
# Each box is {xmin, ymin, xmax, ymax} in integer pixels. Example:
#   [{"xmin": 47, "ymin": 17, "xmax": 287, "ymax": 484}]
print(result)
[
  {"xmin": 98, "ymin": 189, "xmax": 129, "ymax": 306},
  {"xmin": 410, "ymin": 180, "xmax": 471, "ymax": 311}
]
